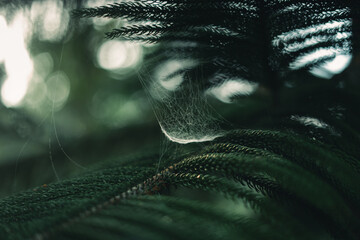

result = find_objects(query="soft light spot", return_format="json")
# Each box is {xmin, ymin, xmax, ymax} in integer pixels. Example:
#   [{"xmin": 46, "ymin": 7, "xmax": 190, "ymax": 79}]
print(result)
[
  {"xmin": 148, "ymin": 59, "xmax": 198, "ymax": 101},
  {"xmin": 121, "ymin": 43, "xmax": 143, "ymax": 69},
  {"xmin": 0, "ymin": 15, "xmax": 7, "ymax": 62},
  {"xmin": 97, "ymin": 40, "xmax": 142, "ymax": 71},
  {"xmin": 1, "ymin": 78, "xmax": 29, "ymax": 107},
  {"xmin": 0, "ymin": 11, "xmax": 33, "ymax": 107},
  {"xmin": 90, "ymin": 91, "xmax": 145, "ymax": 128},
  {"xmin": 155, "ymin": 59, "xmax": 198, "ymax": 91},
  {"xmin": 31, "ymin": 0, "xmax": 69, "ymax": 42},
  {"xmin": 33, "ymin": 52, "xmax": 54, "ymax": 78},
  {"xmin": 85, "ymin": 0, "xmax": 110, "ymax": 8},
  {"xmin": 46, "ymin": 71, "xmax": 71, "ymax": 109},
  {"xmin": 309, "ymin": 54, "xmax": 352, "ymax": 79},
  {"xmin": 160, "ymin": 75, "xmax": 184, "ymax": 91},
  {"xmin": 309, "ymin": 67, "xmax": 333, "ymax": 79},
  {"xmin": 97, "ymin": 40, "xmax": 127, "ymax": 70},
  {"xmin": 319, "ymin": 54, "xmax": 352, "ymax": 74},
  {"xmin": 207, "ymin": 79, "xmax": 258, "ymax": 103}
]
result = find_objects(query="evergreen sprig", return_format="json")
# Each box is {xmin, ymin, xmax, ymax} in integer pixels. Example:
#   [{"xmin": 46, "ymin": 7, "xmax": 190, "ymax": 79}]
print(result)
[{"xmin": 73, "ymin": 0, "xmax": 359, "ymax": 87}]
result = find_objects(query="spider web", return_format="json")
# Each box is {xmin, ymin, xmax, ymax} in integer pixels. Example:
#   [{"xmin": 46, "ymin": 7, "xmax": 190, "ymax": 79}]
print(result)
[{"xmin": 138, "ymin": 58, "xmax": 225, "ymax": 144}]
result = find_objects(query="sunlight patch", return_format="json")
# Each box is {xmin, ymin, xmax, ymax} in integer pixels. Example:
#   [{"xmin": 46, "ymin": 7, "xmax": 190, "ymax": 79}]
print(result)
[
  {"xmin": 206, "ymin": 79, "xmax": 258, "ymax": 103},
  {"xmin": 273, "ymin": 20, "xmax": 351, "ymax": 47},
  {"xmin": 290, "ymin": 115, "xmax": 329, "ymax": 129},
  {"xmin": 290, "ymin": 48, "xmax": 339, "ymax": 69},
  {"xmin": 273, "ymin": 18, "xmax": 352, "ymax": 79},
  {"xmin": 155, "ymin": 59, "xmax": 198, "ymax": 92}
]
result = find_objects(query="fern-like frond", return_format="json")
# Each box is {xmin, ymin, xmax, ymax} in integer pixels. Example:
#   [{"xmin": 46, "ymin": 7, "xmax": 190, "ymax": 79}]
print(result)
[
  {"xmin": 73, "ymin": 0, "xmax": 360, "ymax": 87},
  {"xmin": 1, "ymin": 120, "xmax": 360, "ymax": 239}
]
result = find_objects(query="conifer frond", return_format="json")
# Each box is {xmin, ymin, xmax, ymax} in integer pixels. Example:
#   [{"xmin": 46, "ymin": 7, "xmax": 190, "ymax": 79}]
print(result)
[
  {"xmin": 73, "ymin": 0, "xmax": 360, "ymax": 86},
  {"xmin": 2, "ymin": 117, "xmax": 360, "ymax": 239}
]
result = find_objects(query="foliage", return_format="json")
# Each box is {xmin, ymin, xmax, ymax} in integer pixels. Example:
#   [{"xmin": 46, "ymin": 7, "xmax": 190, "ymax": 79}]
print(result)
[{"xmin": 1, "ymin": 1, "xmax": 360, "ymax": 239}]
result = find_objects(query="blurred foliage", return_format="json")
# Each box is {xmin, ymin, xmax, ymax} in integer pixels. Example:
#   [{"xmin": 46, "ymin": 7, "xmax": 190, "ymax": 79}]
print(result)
[{"xmin": 0, "ymin": 0, "xmax": 160, "ymax": 197}]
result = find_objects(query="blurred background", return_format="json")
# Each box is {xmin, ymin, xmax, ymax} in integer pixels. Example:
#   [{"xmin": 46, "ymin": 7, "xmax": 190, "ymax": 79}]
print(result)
[{"xmin": 0, "ymin": 0, "xmax": 163, "ymax": 197}]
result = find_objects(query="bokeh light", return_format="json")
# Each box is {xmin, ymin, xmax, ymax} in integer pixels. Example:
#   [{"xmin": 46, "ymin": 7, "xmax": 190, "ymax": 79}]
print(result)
[
  {"xmin": 310, "ymin": 54, "xmax": 352, "ymax": 79},
  {"xmin": 97, "ymin": 40, "xmax": 143, "ymax": 71},
  {"xmin": 0, "ymin": 11, "xmax": 33, "ymax": 107},
  {"xmin": 31, "ymin": 0, "xmax": 70, "ymax": 42},
  {"xmin": 207, "ymin": 79, "xmax": 258, "ymax": 103},
  {"xmin": 46, "ymin": 71, "xmax": 71, "ymax": 109},
  {"xmin": 1, "ymin": 78, "xmax": 29, "ymax": 107},
  {"xmin": 0, "ymin": 15, "xmax": 7, "ymax": 62}
]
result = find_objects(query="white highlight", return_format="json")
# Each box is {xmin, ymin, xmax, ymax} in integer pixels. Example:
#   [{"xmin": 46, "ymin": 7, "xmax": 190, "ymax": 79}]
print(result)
[
  {"xmin": 319, "ymin": 54, "xmax": 352, "ymax": 74},
  {"xmin": 31, "ymin": 0, "xmax": 69, "ymax": 42},
  {"xmin": 159, "ymin": 123, "xmax": 223, "ymax": 144},
  {"xmin": 159, "ymin": 74, "xmax": 183, "ymax": 91},
  {"xmin": 97, "ymin": 40, "xmax": 142, "ymax": 70},
  {"xmin": 290, "ymin": 48, "xmax": 339, "ymax": 69},
  {"xmin": 1, "ymin": 78, "xmax": 29, "ymax": 107},
  {"xmin": 149, "ymin": 59, "xmax": 198, "ymax": 101},
  {"xmin": 85, "ymin": 0, "xmax": 111, "ymax": 8},
  {"xmin": 98, "ymin": 40, "xmax": 127, "ymax": 70},
  {"xmin": 207, "ymin": 79, "xmax": 258, "ymax": 103},
  {"xmin": 122, "ymin": 43, "xmax": 143, "ymax": 69},
  {"xmin": 155, "ymin": 59, "xmax": 198, "ymax": 91},
  {"xmin": 273, "ymin": 18, "xmax": 352, "ymax": 79},
  {"xmin": 273, "ymin": 20, "xmax": 351, "ymax": 47},
  {"xmin": 309, "ymin": 54, "xmax": 352, "ymax": 79},
  {"xmin": 290, "ymin": 115, "xmax": 329, "ymax": 129},
  {"xmin": 284, "ymin": 32, "xmax": 351, "ymax": 53},
  {"xmin": 0, "ymin": 12, "xmax": 33, "ymax": 107},
  {"xmin": 0, "ymin": 16, "xmax": 7, "ymax": 62}
]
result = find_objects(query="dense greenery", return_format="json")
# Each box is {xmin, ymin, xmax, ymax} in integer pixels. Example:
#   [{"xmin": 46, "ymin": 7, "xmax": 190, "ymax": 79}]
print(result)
[{"xmin": 1, "ymin": 1, "xmax": 360, "ymax": 239}]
